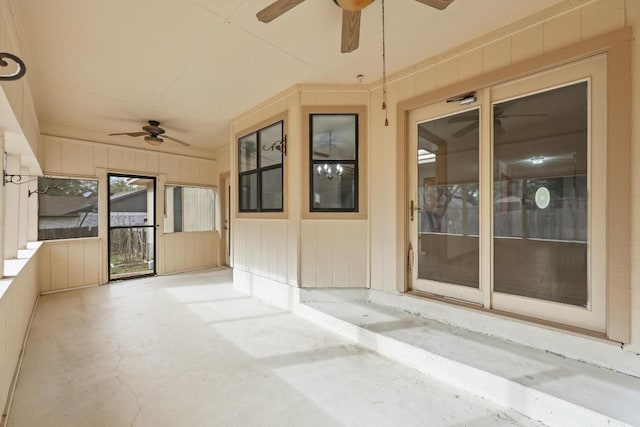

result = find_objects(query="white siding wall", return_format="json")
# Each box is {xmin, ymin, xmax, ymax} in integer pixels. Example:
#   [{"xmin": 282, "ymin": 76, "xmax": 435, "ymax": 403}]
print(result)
[{"xmin": 0, "ymin": 246, "xmax": 41, "ymax": 415}]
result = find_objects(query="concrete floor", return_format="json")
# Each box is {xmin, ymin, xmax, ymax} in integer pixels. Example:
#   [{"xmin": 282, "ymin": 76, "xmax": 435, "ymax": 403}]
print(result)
[{"xmin": 8, "ymin": 268, "xmax": 542, "ymax": 427}]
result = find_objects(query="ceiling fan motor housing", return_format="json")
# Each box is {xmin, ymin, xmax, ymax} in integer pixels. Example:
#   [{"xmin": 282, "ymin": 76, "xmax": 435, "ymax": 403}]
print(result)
[{"xmin": 143, "ymin": 120, "xmax": 165, "ymax": 135}]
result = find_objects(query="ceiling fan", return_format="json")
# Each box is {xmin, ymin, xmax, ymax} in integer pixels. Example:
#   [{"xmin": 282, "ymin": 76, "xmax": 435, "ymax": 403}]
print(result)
[
  {"xmin": 256, "ymin": 0, "xmax": 455, "ymax": 53},
  {"xmin": 109, "ymin": 120, "xmax": 191, "ymax": 147}
]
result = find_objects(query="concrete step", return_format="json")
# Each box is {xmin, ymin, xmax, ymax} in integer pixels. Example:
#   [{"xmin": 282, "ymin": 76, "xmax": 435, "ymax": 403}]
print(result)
[{"xmin": 294, "ymin": 299, "xmax": 640, "ymax": 427}]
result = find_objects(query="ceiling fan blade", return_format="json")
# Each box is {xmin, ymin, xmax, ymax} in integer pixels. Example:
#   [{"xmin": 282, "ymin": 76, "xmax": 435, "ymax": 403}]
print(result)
[
  {"xmin": 447, "ymin": 115, "xmax": 477, "ymax": 124},
  {"xmin": 257, "ymin": 0, "xmax": 306, "ymax": 23},
  {"xmin": 164, "ymin": 135, "xmax": 191, "ymax": 147},
  {"xmin": 313, "ymin": 150, "xmax": 329, "ymax": 158},
  {"xmin": 341, "ymin": 9, "xmax": 360, "ymax": 53},
  {"xmin": 414, "ymin": 0, "xmax": 455, "ymax": 10},
  {"xmin": 452, "ymin": 122, "xmax": 478, "ymax": 138},
  {"xmin": 108, "ymin": 131, "xmax": 148, "ymax": 137}
]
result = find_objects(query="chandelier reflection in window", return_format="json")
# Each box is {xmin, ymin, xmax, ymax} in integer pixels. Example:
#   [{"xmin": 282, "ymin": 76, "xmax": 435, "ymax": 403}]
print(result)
[{"xmin": 316, "ymin": 131, "xmax": 343, "ymax": 180}]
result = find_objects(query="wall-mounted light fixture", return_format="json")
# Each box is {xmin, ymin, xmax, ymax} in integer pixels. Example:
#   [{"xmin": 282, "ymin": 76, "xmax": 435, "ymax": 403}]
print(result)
[
  {"xmin": 262, "ymin": 135, "xmax": 287, "ymax": 156},
  {"xmin": 0, "ymin": 52, "xmax": 26, "ymax": 81}
]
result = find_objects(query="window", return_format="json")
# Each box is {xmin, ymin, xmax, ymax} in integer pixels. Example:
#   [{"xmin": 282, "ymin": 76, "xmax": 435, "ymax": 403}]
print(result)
[
  {"xmin": 238, "ymin": 121, "xmax": 284, "ymax": 212},
  {"xmin": 164, "ymin": 186, "xmax": 215, "ymax": 233},
  {"xmin": 310, "ymin": 114, "xmax": 358, "ymax": 212},
  {"xmin": 37, "ymin": 177, "xmax": 98, "ymax": 240}
]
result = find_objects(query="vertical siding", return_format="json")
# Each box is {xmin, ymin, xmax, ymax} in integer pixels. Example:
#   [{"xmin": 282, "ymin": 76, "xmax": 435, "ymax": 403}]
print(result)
[
  {"xmin": 39, "ymin": 136, "xmax": 219, "ymax": 287},
  {"xmin": 233, "ymin": 219, "xmax": 289, "ymax": 284},
  {"xmin": 300, "ymin": 220, "xmax": 367, "ymax": 288},
  {"xmin": 0, "ymin": 246, "xmax": 40, "ymax": 416}
]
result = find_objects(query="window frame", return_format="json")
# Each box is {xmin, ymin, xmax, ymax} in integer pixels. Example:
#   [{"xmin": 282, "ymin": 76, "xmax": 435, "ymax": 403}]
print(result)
[
  {"xmin": 235, "ymin": 113, "xmax": 288, "ymax": 219},
  {"xmin": 309, "ymin": 113, "xmax": 359, "ymax": 213},
  {"xmin": 36, "ymin": 176, "xmax": 100, "ymax": 241},
  {"xmin": 163, "ymin": 184, "xmax": 217, "ymax": 234},
  {"xmin": 301, "ymin": 106, "xmax": 368, "ymax": 220}
]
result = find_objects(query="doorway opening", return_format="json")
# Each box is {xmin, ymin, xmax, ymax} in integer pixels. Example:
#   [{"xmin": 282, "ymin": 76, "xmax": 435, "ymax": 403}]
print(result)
[{"xmin": 108, "ymin": 174, "xmax": 156, "ymax": 280}]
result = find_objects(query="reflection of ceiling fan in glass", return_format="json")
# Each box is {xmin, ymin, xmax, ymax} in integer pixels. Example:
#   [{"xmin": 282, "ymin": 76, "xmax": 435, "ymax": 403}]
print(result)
[
  {"xmin": 449, "ymin": 106, "xmax": 548, "ymax": 138},
  {"xmin": 256, "ymin": 0, "xmax": 455, "ymax": 53}
]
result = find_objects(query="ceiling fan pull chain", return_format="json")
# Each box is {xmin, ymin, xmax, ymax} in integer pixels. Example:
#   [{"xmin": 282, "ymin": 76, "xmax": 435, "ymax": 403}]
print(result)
[{"xmin": 381, "ymin": 0, "xmax": 389, "ymax": 127}]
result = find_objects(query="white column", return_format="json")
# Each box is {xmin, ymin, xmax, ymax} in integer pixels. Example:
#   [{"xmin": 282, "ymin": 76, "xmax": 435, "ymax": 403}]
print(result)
[
  {"xmin": 27, "ymin": 171, "xmax": 38, "ymax": 242},
  {"xmin": 0, "ymin": 131, "xmax": 5, "ymax": 277},
  {"xmin": 18, "ymin": 166, "xmax": 28, "ymax": 249},
  {"xmin": 4, "ymin": 153, "xmax": 20, "ymax": 259}
]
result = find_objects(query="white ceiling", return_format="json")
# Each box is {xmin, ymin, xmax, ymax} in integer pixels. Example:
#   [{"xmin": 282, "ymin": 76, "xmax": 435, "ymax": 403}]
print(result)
[{"xmin": 15, "ymin": 0, "xmax": 565, "ymax": 157}]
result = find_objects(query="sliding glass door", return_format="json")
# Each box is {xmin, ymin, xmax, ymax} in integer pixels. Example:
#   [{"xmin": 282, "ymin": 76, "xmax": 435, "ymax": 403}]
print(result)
[{"xmin": 408, "ymin": 55, "xmax": 606, "ymax": 331}]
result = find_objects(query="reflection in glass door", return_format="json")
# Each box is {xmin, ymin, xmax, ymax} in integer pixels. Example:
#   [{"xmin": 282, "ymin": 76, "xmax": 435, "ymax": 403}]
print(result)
[
  {"xmin": 108, "ymin": 174, "xmax": 156, "ymax": 280},
  {"xmin": 493, "ymin": 82, "xmax": 588, "ymax": 307},
  {"xmin": 410, "ymin": 105, "xmax": 481, "ymax": 303}
]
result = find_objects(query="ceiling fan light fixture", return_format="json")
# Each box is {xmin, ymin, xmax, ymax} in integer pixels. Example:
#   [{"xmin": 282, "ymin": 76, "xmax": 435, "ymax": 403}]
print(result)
[
  {"xmin": 145, "ymin": 135, "xmax": 164, "ymax": 146},
  {"xmin": 336, "ymin": 0, "xmax": 373, "ymax": 11}
]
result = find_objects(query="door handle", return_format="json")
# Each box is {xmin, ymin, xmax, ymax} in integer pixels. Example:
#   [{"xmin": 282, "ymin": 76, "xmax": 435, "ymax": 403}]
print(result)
[{"xmin": 410, "ymin": 200, "xmax": 422, "ymax": 221}]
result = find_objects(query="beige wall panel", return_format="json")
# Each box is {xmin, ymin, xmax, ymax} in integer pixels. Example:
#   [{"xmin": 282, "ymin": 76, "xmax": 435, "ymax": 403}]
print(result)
[
  {"xmin": 581, "ymin": 0, "xmax": 625, "ymax": 40},
  {"xmin": 458, "ymin": 49, "xmax": 484, "ymax": 82},
  {"xmin": 248, "ymin": 221, "xmax": 261, "ymax": 275},
  {"xmin": 77, "ymin": 144, "xmax": 95, "ymax": 176},
  {"xmin": 332, "ymin": 221, "xmax": 350, "ymax": 287},
  {"xmin": 0, "ymin": 80, "xmax": 23, "ymax": 123},
  {"xmin": 301, "ymin": 91, "xmax": 317, "ymax": 106},
  {"xmin": 316, "ymin": 91, "xmax": 339, "ymax": 106},
  {"xmin": 301, "ymin": 221, "xmax": 317, "ymax": 287},
  {"xmin": 398, "ymin": 76, "xmax": 416, "ymax": 102},
  {"xmin": 415, "ymin": 67, "xmax": 437, "ymax": 96},
  {"xmin": 164, "ymin": 234, "xmax": 176, "ymax": 273},
  {"xmin": 60, "ymin": 140, "xmax": 80, "ymax": 176},
  {"xmin": 180, "ymin": 157, "xmax": 193, "ymax": 184},
  {"xmin": 381, "ymin": 85, "xmax": 399, "ymax": 292},
  {"xmin": 315, "ymin": 221, "xmax": 333, "ymax": 287},
  {"xmin": 0, "ymin": 298, "xmax": 7, "ymax": 415},
  {"xmin": 108, "ymin": 146, "xmax": 123, "ymax": 170},
  {"xmin": 170, "ymin": 157, "xmax": 181, "ymax": 182},
  {"xmin": 93, "ymin": 145, "xmax": 109, "ymax": 169},
  {"xmin": 349, "ymin": 91, "xmax": 369, "ymax": 105},
  {"xmin": 233, "ymin": 220, "xmax": 244, "ymax": 271},
  {"xmin": 173, "ymin": 233, "xmax": 186, "ymax": 271},
  {"xmin": 259, "ymin": 222, "xmax": 270, "ymax": 278},
  {"xmin": 483, "ymin": 37, "xmax": 512, "ymax": 73},
  {"xmin": 50, "ymin": 243, "xmax": 69, "ymax": 291},
  {"xmin": 369, "ymin": 89, "xmax": 385, "ymax": 290},
  {"xmin": 287, "ymin": 220, "xmax": 298, "ymax": 286},
  {"xmin": 158, "ymin": 154, "xmax": 171, "ymax": 176},
  {"xmin": 511, "ymin": 24, "xmax": 544, "ymax": 64},
  {"xmin": 44, "ymin": 137, "xmax": 62, "ymax": 175},
  {"xmin": 349, "ymin": 220, "xmax": 367, "ymax": 287},
  {"xmin": 629, "ymin": 0, "xmax": 640, "ymax": 352},
  {"xmin": 277, "ymin": 221, "xmax": 288, "ymax": 283},
  {"xmin": 67, "ymin": 242, "xmax": 85, "ymax": 288},
  {"xmin": 121, "ymin": 147, "xmax": 136, "ymax": 172},
  {"xmin": 435, "ymin": 58, "xmax": 458, "ymax": 89},
  {"xmin": 83, "ymin": 240, "xmax": 101, "ymax": 285},
  {"xmin": 135, "ymin": 150, "xmax": 148, "ymax": 173},
  {"xmin": 38, "ymin": 243, "xmax": 51, "ymax": 292},
  {"xmin": 543, "ymin": 9, "xmax": 582, "ymax": 53},
  {"xmin": 22, "ymin": 86, "xmax": 40, "ymax": 158},
  {"xmin": 264, "ymin": 223, "xmax": 276, "ymax": 280},
  {"xmin": 146, "ymin": 152, "xmax": 159, "ymax": 174}
]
